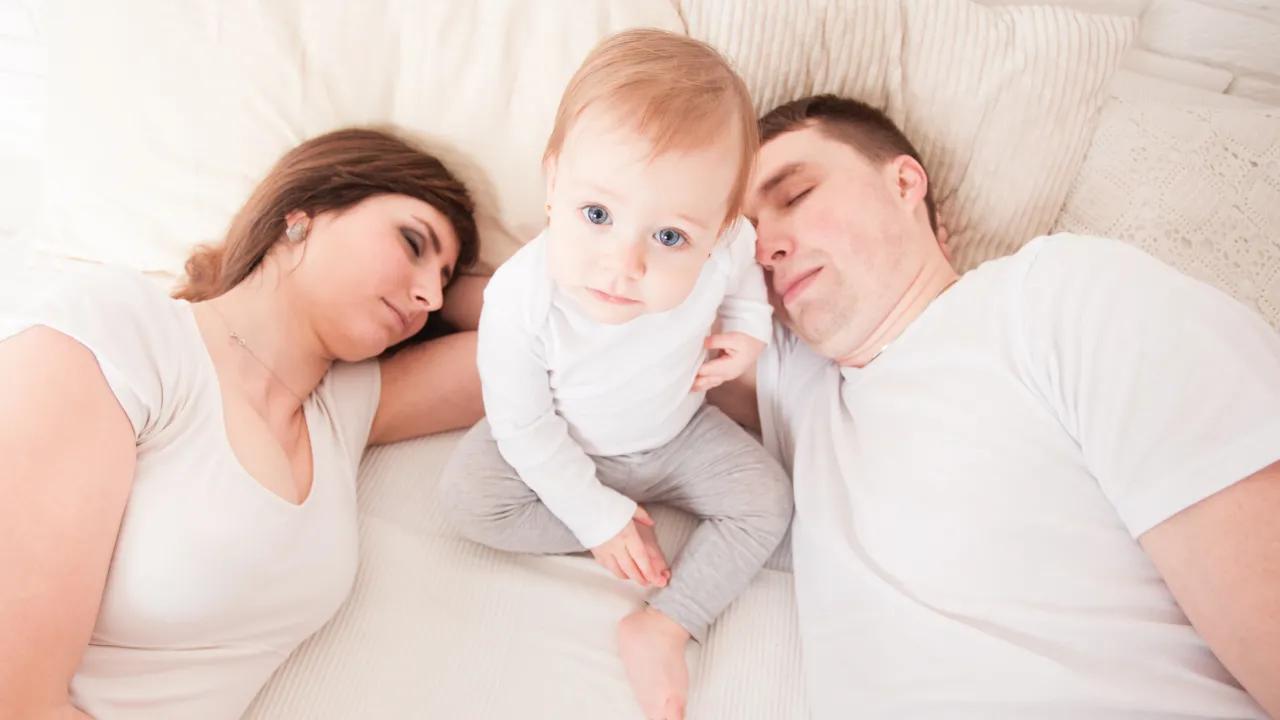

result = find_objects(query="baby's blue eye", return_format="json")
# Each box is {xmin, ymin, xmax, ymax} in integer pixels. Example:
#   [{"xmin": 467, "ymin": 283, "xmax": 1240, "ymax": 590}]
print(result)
[
  {"xmin": 655, "ymin": 228, "xmax": 686, "ymax": 248},
  {"xmin": 582, "ymin": 205, "xmax": 611, "ymax": 225}
]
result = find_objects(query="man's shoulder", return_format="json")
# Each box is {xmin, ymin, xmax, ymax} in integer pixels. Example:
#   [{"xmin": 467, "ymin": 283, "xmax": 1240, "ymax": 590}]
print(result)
[
  {"xmin": 761, "ymin": 322, "xmax": 837, "ymax": 396},
  {"xmin": 964, "ymin": 233, "xmax": 1187, "ymax": 315},
  {"xmin": 1003, "ymin": 233, "xmax": 1161, "ymax": 282}
]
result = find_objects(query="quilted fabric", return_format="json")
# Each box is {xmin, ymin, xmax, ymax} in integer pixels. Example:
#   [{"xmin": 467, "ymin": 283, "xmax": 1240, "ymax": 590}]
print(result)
[{"xmin": 1054, "ymin": 100, "xmax": 1280, "ymax": 330}]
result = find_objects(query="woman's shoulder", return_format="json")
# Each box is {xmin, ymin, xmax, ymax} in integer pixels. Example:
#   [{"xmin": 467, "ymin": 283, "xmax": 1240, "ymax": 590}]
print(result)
[
  {"xmin": 2, "ymin": 264, "xmax": 196, "ymax": 438},
  {"xmin": 314, "ymin": 359, "xmax": 382, "ymax": 469},
  {"xmin": 15, "ymin": 263, "xmax": 182, "ymax": 324}
]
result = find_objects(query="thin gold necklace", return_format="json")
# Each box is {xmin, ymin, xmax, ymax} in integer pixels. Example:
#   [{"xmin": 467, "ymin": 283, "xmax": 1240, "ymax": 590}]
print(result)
[
  {"xmin": 864, "ymin": 275, "xmax": 961, "ymax": 365},
  {"xmin": 208, "ymin": 304, "xmax": 307, "ymax": 404}
]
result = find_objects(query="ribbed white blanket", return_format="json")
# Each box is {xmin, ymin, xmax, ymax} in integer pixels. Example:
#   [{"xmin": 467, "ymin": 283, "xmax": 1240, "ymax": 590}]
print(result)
[{"xmin": 243, "ymin": 432, "xmax": 808, "ymax": 719}]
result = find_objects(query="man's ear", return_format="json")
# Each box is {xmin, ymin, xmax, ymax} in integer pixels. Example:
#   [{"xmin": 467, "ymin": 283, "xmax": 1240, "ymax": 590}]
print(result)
[{"xmin": 891, "ymin": 155, "xmax": 929, "ymax": 210}]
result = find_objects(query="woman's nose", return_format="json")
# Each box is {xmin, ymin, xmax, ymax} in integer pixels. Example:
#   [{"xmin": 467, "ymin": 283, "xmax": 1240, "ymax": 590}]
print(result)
[{"xmin": 414, "ymin": 272, "xmax": 443, "ymax": 312}]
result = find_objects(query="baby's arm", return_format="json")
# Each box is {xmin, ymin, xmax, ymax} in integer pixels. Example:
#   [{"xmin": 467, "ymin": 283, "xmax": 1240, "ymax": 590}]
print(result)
[
  {"xmin": 694, "ymin": 222, "xmax": 772, "ymax": 392},
  {"xmin": 476, "ymin": 276, "xmax": 637, "ymax": 550},
  {"xmin": 714, "ymin": 221, "xmax": 773, "ymax": 345}
]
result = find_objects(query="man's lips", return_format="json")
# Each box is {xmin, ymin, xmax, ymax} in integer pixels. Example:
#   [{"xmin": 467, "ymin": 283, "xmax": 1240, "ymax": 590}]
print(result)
[
  {"xmin": 587, "ymin": 287, "xmax": 639, "ymax": 305},
  {"xmin": 778, "ymin": 267, "xmax": 821, "ymax": 305}
]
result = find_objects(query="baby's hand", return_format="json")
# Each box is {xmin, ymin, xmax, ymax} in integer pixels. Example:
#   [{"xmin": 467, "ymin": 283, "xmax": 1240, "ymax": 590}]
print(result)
[
  {"xmin": 589, "ymin": 505, "xmax": 670, "ymax": 588},
  {"xmin": 692, "ymin": 332, "xmax": 765, "ymax": 393}
]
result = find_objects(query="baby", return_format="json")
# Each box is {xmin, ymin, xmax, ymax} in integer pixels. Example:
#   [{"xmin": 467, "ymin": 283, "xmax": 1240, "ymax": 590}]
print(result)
[{"xmin": 439, "ymin": 29, "xmax": 793, "ymax": 720}]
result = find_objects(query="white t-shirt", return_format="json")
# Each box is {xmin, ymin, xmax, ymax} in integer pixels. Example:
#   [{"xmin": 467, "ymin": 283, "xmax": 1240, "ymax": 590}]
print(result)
[
  {"xmin": 477, "ymin": 223, "xmax": 772, "ymax": 548},
  {"xmin": 1, "ymin": 266, "xmax": 381, "ymax": 720},
  {"xmin": 756, "ymin": 234, "xmax": 1280, "ymax": 720}
]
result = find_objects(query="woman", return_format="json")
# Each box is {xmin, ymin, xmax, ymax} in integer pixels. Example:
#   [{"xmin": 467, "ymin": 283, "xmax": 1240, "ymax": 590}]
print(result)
[{"xmin": 0, "ymin": 129, "xmax": 486, "ymax": 719}]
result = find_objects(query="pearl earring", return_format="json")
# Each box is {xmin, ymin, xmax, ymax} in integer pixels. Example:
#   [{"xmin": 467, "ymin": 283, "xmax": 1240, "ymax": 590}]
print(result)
[
  {"xmin": 545, "ymin": 204, "xmax": 552, "ymax": 214},
  {"xmin": 285, "ymin": 222, "xmax": 308, "ymax": 243}
]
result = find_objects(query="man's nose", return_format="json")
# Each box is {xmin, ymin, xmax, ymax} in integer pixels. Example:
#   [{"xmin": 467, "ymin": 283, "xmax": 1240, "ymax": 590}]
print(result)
[{"xmin": 755, "ymin": 223, "xmax": 792, "ymax": 268}]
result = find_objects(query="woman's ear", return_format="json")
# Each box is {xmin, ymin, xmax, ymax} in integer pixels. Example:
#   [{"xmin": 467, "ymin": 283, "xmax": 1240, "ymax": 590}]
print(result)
[{"xmin": 284, "ymin": 209, "xmax": 311, "ymax": 231}]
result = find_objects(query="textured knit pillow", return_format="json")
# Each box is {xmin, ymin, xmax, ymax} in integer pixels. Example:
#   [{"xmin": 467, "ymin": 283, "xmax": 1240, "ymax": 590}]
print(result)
[
  {"xmin": 1053, "ymin": 100, "xmax": 1280, "ymax": 330},
  {"xmin": 677, "ymin": 0, "xmax": 1138, "ymax": 272}
]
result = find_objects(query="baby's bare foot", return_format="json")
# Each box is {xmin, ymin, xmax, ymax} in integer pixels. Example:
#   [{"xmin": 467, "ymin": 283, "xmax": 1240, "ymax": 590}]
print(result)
[{"xmin": 617, "ymin": 607, "xmax": 690, "ymax": 720}]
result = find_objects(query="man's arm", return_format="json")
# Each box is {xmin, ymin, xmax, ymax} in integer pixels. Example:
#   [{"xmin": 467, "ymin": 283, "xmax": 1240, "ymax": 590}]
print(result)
[
  {"xmin": 707, "ymin": 367, "xmax": 759, "ymax": 433},
  {"xmin": 1018, "ymin": 236, "xmax": 1280, "ymax": 715},
  {"xmin": 1139, "ymin": 461, "xmax": 1280, "ymax": 717}
]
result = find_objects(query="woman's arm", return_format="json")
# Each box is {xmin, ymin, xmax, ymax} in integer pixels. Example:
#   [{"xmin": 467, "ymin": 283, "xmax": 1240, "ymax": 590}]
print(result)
[
  {"xmin": 369, "ymin": 274, "xmax": 490, "ymax": 445},
  {"xmin": 439, "ymin": 275, "xmax": 488, "ymax": 333},
  {"xmin": 0, "ymin": 327, "xmax": 136, "ymax": 719},
  {"xmin": 369, "ymin": 331, "xmax": 484, "ymax": 446}
]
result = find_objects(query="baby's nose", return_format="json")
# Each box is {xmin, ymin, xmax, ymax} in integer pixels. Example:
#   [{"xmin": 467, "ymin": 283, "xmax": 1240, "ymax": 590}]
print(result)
[{"xmin": 604, "ymin": 238, "xmax": 646, "ymax": 279}]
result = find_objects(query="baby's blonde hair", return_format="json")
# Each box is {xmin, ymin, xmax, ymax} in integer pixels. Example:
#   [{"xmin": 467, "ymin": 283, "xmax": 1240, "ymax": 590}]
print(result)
[{"xmin": 544, "ymin": 28, "xmax": 759, "ymax": 232}]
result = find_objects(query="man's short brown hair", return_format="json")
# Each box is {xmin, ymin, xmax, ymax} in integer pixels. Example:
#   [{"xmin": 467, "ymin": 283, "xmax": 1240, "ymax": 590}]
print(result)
[{"xmin": 759, "ymin": 94, "xmax": 937, "ymax": 232}]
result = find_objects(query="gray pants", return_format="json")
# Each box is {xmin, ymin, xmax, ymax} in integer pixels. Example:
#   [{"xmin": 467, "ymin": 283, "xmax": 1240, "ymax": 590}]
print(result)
[{"xmin": 439, "ymin": 405, "xmax": 794, "ymax": 643}]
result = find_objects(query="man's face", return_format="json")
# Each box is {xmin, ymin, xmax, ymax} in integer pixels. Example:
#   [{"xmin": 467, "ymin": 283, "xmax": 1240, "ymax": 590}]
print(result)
[{"xmin": 746, "ymin": 125, "xmax": 925, "ymax": 361}]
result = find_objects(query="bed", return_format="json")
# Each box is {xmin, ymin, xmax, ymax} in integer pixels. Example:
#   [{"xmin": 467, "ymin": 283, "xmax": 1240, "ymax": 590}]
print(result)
[{"xmin": 1, "ymin": 1, "xmax": 1277, "ymax": 718}]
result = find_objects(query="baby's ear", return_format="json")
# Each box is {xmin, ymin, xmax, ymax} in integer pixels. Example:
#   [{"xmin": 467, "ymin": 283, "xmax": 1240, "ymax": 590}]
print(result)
[{"xmin": 542, "ymin": 156, "xmax": 558, "ymax": 205}]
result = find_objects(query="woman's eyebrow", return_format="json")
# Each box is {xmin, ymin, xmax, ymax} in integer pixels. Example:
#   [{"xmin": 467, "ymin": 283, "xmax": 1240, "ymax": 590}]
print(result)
[{"xmin": 411, "ymin": 215, "xmax": 442, "ymax": 256}]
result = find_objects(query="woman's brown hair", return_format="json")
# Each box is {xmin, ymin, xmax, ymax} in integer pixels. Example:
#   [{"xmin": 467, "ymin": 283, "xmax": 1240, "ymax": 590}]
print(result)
[{"xmin": 173, "ymin": 128, "xmax": 479, "ymax": 306}]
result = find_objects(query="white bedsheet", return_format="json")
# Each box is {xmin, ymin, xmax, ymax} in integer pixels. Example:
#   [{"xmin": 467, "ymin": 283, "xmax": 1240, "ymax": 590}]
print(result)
[{"xmin": 244, "ymin": 431, "xmax": 808, "ymax": 720}]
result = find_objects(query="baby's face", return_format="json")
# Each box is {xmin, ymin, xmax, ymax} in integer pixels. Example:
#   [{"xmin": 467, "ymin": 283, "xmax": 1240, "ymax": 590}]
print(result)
[{"xmin": 544, "ymin": 110, "xmax": 741, "ymax": 324}]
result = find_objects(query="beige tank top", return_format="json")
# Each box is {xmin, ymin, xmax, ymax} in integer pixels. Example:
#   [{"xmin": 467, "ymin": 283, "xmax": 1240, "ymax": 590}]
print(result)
[{"xmin": 2, "ymin": 266, "xmax": 381, "ymax": 719}]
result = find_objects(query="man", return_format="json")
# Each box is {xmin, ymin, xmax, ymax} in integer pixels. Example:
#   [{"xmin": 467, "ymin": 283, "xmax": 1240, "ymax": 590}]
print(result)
[{"xmin": 710, "ymin": 94, "xmax": 1280, "ymax": 719}]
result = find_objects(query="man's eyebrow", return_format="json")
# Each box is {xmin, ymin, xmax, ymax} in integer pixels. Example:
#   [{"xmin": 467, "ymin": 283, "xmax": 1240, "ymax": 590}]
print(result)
[
  {"xmin": 412, "ymin": 215, "xmax": 441, "ymax": 256},
  {"xmin": 757, "ymin": 162, "xmax": 804, "ymax": 198}
]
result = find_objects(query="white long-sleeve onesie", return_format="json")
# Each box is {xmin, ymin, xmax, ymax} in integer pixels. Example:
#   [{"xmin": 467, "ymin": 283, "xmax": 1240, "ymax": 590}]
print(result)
[{"xmin": 475, "ymin": 221, "xmax": 772, "ymax": 548}]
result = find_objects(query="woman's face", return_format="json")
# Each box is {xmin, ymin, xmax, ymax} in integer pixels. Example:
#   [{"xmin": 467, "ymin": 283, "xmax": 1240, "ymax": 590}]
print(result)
[{"xmin": 285, "ymin": 193, "xmax": 462, "ymax": 362}]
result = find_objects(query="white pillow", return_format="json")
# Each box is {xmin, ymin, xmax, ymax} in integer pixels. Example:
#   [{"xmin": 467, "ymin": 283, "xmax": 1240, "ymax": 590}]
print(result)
[
  {"xmin": 1053, "ymin": 99, "xmax": 1280, "ymax": 329},
  {"xmin": 36, "ymin": 0, "xmax": 684, "ymax": 280},
  {"xmin": 676, "ymin": 0, "xmax": 1138, "ymax": 272}
]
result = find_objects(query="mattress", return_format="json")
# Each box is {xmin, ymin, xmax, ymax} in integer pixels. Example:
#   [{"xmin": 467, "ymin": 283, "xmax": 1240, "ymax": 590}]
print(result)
[{"xmin": 242, "ymin": 431, "xmax": 809, "ymax": 720}]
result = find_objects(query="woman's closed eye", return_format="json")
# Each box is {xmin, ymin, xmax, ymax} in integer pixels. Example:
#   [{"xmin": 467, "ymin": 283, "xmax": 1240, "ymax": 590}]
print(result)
[
  {"xmin": 654, "ymin": 227, "xmax": 688, "ymax": 249},
  {"xmin": 401, "ymin": 228, "xmax": 423, "ymax": 256},
  {"xmin": 581, "ymin": 204, "xmax": 612, "ymax": 225}
]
